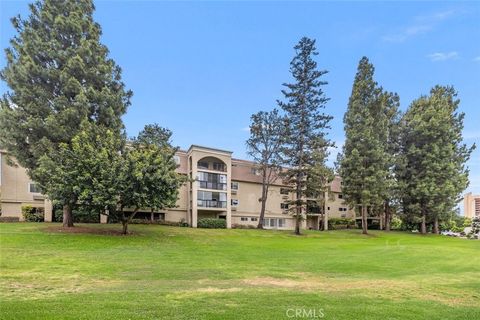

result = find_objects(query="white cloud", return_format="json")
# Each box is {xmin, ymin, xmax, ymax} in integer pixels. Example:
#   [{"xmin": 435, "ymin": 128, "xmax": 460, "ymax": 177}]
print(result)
[
  {"xmin": 241, "ymin": 126, "xmax": 250, "ymax": 132},
  {"xmin": 383, "ymin": 9, "xmax": 459, "ymax": 43},
  {"xmin": 463, "ymin": 131, "xmax": 480, "ymax": 140},
  {"xmin": 427, "ymin": 51, "xmax": 459, "ymax": 62},
  {"xmin": 383, "ymin": 25, "xmax": 432, "ymax": 42},
  {"xmin": 473, "ymin": 56, "xmax": 480, "ymax": 62}
]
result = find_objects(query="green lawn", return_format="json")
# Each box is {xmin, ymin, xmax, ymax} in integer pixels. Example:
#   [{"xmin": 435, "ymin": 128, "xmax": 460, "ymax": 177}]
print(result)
[{"xmin": 0, "ymin": 223, "xmax": 479, "ymax": 319}]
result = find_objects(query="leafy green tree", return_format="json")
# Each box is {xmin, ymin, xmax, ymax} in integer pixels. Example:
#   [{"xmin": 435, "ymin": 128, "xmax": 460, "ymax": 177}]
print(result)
[
  {"xmin": 0, "ymin": 0, "xmax": 132, "ymax": 227},
  {"xmin": 246, "ymin": 109, "xmax": 285, "ymax": 229},
  {"xmin": 338, "ymin": 57, "xmax": 389, "ymax": 235},
  {"xmin": 38, "ymin": 122, "xmax": 186, "ymax": 234},
  {"xmin": 398, "ymin": 86, "xmax": 474, "ymax": 234},
  {"xmin": 278, "ymin": 37, "xmax": 333, "ymax": 235},
  {"xmin": 116, "ymin": 142, "xmax": 184, "ymax": 234},
  {"xmin": 36, "ymin": 122, "xmax": 125, "ymax": 223}
]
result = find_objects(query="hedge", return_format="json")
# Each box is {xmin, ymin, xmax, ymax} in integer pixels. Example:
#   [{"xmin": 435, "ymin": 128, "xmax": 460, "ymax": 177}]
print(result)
[
  {"xmin": 197, "ymin": 218, "xmax": 226, "ymax": 229},
  {"xmin": 21, "ymin": 205, "xmax": 44, "ymax": 222},
  {"xmin": 328, "ymin": 218, "xmax": 355, "ymax": 229}
]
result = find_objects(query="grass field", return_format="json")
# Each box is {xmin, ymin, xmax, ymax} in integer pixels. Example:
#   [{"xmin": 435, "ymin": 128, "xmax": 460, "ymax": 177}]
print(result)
[{"xmin": 0, "ymin": 223, "xmax": 479, "ymax": 319}]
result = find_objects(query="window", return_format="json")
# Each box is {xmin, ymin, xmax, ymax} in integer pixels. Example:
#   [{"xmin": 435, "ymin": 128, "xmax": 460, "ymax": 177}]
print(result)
[
  {"xmin": 250, "ymin": 167, "xmax": 260, "ymax": 175},
  {"xmin": 29, "ymin": 183, "xmax": 41, "ymax": 194},
  {"xmin": 197, "ymin": 172, "xmax": 227, "ymax": 190},
  {"xmin": 231, "ymin": 181, "xmax": 239, "ymax": 190},
  {"xmin": 338, "ymin": 207, "xmax": 347, "ymax": 212},
  {"xmin": 280, "ymin": 188, "xmax": 290, "ymax": 195},
  {"xmin": 338, "ymin": 194, "xmax": 343, "ymax": 199},
  {"xmin": 327, "ymin": 207, "xmax": 330, "ymax": 211},
  {"xmin": 173, "ymin": 155, "xmax": 180, "ymax": 165},
  {"xmin": 241, "ymin": 217, "xmax": 248, "ymax": 222},
  {"xmin": 263, "ymin": 218, "xmax": 285, "ymax": 229},
  {"xmin": 231, "ymin": 199, "xmax": 239, "ymax": 206},
  {"xmin": 198, "ymin": 161, "xmax": 209, "ymax": 169},
  {"xmin": 250, "ymin": 217, "xmax": 258, "ymax": 222},
  {"xmin": 341, "ymin": 214, "xmax": 346, "ymax": 218},
  {"xmin": 213, "ymin": 162, "xmax": 226, "ymax": 171},
  {"xmin": 281, "ymin": 203, "xmax": 289, "ymax": 210}
]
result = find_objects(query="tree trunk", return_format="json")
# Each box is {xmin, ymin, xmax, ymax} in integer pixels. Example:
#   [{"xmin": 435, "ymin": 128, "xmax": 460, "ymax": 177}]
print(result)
[
  {"xmin": 121, "ymin": 209, "xmax": 138, "ymax": 235},
  {"xmin": 432, "ymin": 216, "xmax": 439, "ymax": 234},
  {"xmin": 295, "ymin": 214, "xmax": 301, "ymax": 235},
  {"xmin": 361, "ymin": 205, "xmax": 368, "ymax": 235},
  {"xmin": 323, "ymin": 210, "xmax": 329, "ymax": 231},
  {"xmin": 257, "ymin": 184, "xmax": 267, "ymax": 229},
  {"xmin": 294, "ymin": 172, "xmax": 302, "ymax": 236},
  {"xmin": 62, "ymin": 204, "xmax": 74, "ymax": 228},
  {"xmin": 122, "ymin": 220, "xmax": 128, "ymax": 235},
  {"xmin": 385, "ymin": 201, "xmax": 391, "ymax": 232},
  {"xmin": 421, "ymin": 212, "xmax": 427, "ymax": 234}
]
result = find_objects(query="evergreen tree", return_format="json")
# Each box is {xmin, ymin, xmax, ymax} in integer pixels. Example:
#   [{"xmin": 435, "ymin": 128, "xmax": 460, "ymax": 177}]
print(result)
[
  {"xmin": 246, "ymin": 109, "xmax": 285, "ymax": 229},
  {"xmin": 278, "ymin": 37, "xmax": 333, "ymax": 235},
  {"xmin": 0, "ymin": 0, "xmax": 132, "ymax": 227},
  {"xmin": 338, "ymin": 57, "xmax": 389, "ymax": 235},
  {"xmin": 380, "ymin": 92, "xmax": 401, "ymax": 231},
  {"xmin": 398, "ymin": 86, "xmax": 474, "ymax": 234}
]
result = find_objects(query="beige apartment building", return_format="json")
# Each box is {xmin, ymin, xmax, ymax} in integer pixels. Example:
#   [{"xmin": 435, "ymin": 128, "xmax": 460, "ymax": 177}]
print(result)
[
  {"xmin": 464, "ymin": 192, "xmax": 480, "ymax": 219},
  {"xmin": 0, "ymin": 145, "xmax": 354, "ymax": 230}
]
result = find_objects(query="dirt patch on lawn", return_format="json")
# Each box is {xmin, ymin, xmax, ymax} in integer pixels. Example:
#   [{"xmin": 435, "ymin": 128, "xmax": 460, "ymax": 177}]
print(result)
[
  {"xmin": 241, "ymin": 275, "xmax": 479, "ymax": 307},
  {"xmin": 43, "ymin": 225, "xmax": 132, "ymax": 236},
  {"xmin": 0, "ymin": 276, "xmax": 121, "ymax": 301}
]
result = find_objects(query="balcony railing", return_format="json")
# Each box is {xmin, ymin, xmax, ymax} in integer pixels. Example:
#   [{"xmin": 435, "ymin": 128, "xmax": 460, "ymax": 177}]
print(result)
[
  {"xmin": 198, "ymin": 181, "xmax": 227, "ymax": 191},
  {"xmin": 307, "ymin": 207, "xmax": 322, "ymax": 214},
  {"xmin": 197, "ymin": 200, "xmax": 227, "ymax": 208}
]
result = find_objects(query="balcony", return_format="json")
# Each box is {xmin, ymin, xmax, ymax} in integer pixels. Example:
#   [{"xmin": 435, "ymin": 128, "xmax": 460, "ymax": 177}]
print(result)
[
  {"xmin": 197, "ymin": 157, "xmax": 227, "ymax": 172},
  {"xmin": 197, "ymin": 200, "xmax": 227, "ymax": 208},
  {"xmin": 198, "ymin": 181, "xmax": 227, "ymax": 191}
]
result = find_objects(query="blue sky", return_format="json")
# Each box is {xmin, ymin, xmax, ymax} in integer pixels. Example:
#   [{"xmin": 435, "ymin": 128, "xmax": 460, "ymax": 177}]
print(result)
[{"xmin": 1, "ymin": 1, "xmax": 479, "ymax": 197}]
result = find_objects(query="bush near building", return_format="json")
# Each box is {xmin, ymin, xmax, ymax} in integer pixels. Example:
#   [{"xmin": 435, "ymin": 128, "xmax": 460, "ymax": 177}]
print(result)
[
  {"xmin": 21, "ymin": 205, "xmax": 44, "ymax": 222},
  {"xmin": 197, "ymin": 218, "xmax": 226, "ymax": 229},
  {"xmin": 328, "ymin": 218, "xmax": 355, "ymax": 230}
]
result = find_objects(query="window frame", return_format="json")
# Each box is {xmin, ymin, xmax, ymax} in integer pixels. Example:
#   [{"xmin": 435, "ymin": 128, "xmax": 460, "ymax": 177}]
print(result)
[{"xmin": 28, "ymin": 182, "xmax": 41, "ymax": 194}]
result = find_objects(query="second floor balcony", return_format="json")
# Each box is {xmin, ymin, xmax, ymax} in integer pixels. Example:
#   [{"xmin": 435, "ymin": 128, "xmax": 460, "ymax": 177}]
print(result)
[
  {"xmin": 198, "ymin": 181, "xmax": 227, "ymax": 191},
  {"xmin": 197, "ymin": 200, "xmax": 227, "ymax": 208}
]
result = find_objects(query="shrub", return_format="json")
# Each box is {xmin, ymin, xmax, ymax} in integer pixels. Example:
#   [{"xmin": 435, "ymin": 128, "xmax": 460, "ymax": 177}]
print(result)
[
  {"xmin": 22, "ymin": 205, "xmax": 44, "ymax": 222},
  {"xmin": 0, "ymin": 216, "xmax": 20, "ymax": 222},
  {"xmin": 232, "ymin": 223, "xmax": 256, "ymax": 229},
  {"xmin": 390, "ymin": 216, "xmax": 402, "ymax": 230},
  {"xmin": 53, "ymin": 206, "xmax": 99, "ymax": 223},
  {"xmin": 197, "ymin": 218, "xmax": 226, "ymax": 229},
  {"xmin": 451, "ymin": 224, "xmax": 464, "ymax": 233},
  {"xmin": 129, "ymin": 219, "xmax": 189, "ymax": 227},
  {"xmin": 328, "ymin": 218, "xmax": 355, "ymax": 230},
  {"xmin": 468, "ymin": 217, "xmax": 480, "ymax": 239}
]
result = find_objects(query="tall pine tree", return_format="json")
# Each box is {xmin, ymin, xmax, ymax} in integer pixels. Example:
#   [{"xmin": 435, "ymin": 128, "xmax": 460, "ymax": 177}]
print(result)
[
  {"xmin": 380, "ymin": 91, "xmax": 401, "ymax": 231},
  {"xmin": 278, "ymin": 37, "xmax": 333, "ymax": 235},
  {"xmin": 339, "ymin": 57, "xmax": 389, "ymax": 235},
  {"xmin": 0, "ymin": 0, "xmax": 132, "ymax": 227},
  {"xmin": 398, "ymin": 86, "xmax": 474, "ymax": 234}
]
